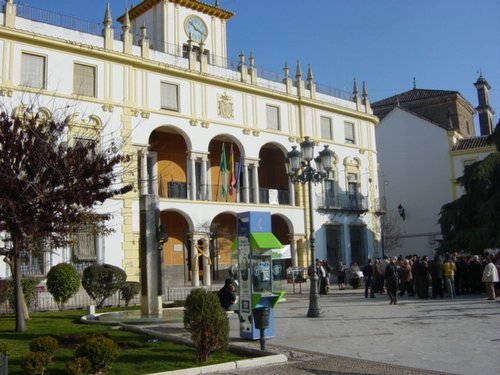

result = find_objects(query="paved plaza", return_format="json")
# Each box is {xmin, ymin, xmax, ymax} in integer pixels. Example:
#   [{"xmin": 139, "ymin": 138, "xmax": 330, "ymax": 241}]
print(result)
[{"xmin": 218, "ymin": 288, "xmax": 500, "ymax": 375}]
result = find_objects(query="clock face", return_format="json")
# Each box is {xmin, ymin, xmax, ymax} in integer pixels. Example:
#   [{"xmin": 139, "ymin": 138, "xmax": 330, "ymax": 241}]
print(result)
[{"xmin": 185, "ymin": 15, "xmax": 207, "ymax": 43}]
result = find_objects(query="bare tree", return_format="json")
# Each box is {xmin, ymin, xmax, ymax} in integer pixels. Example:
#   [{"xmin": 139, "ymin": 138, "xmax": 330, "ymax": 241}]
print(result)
[
  {"xmin": 0, "ymin": 110, "xmax": 132, "ymax": 331},
  {"xmin": 380, "ymin": 209, "xmax": 404, "ymax": 257}
]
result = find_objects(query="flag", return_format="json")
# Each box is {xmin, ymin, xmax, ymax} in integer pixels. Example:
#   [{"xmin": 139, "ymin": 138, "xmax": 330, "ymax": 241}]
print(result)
[
  {"xmin": 220, "ymin": 143, "xmax": 227, "ymax": 197},
  {"xmin": 229, "ymin": 144, "xmax": 236, "ymax": 195},
  {"xmin": 235, "ymin": 153, "xmax": 243, "ymax": 192}
]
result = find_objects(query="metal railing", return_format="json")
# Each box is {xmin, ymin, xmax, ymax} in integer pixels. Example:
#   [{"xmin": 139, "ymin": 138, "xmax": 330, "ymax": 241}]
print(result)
[
  {"xmin": 5, "ymin": 2, "xmax": 353, "ymax": 102},
  {"xmin": 318, "ymin": 192, "xmax": 369, "ymax": 212},
  {"xmin": 259, "ymin": 188, "xmax": 290, "ymax": 205}
]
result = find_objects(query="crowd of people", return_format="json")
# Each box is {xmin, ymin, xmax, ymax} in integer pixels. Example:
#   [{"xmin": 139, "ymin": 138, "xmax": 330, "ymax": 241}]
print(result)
[{"xmin": 327, "ymin": 253, "xmax": 500, "ymax": 304}]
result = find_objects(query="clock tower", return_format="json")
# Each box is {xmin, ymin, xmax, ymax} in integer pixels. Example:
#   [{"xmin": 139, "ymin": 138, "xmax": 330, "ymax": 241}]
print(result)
[{"xmin": 118, "ymin": 0, "xmax": 234, "ymax": 60}]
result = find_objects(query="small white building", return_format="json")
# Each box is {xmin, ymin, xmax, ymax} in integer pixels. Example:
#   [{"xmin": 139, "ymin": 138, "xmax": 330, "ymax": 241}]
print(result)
[{"xmin": 374, "ymin": 79, "xmax": 496, "ymax": 258}]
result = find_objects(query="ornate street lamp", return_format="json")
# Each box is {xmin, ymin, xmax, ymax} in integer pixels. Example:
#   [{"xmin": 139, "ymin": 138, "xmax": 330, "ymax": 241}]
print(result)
[{"xmin": 286, "ymin": 137, "xmax": 334, "ymax": 317}]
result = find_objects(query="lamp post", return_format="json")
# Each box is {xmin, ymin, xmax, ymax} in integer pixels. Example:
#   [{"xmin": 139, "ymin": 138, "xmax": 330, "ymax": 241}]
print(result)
[{"xmin": 285, "ymin": 137, "xmax": 334, "ymax": 317}]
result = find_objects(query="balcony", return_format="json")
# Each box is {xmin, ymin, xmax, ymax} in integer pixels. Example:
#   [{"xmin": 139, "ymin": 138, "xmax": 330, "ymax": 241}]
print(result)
[
  {"xmin": 318, "ymin": 193, "xmax": 369, "ymax": 213},
  {"xmin": 157, "ymin": 180, "xmax": 291, "ymax": 206}
]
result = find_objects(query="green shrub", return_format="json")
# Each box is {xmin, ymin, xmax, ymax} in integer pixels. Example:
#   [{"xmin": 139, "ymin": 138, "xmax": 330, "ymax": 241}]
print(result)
[
  {"xmin": 7, "ymin": 278, "xmax": 40, "ymax": 309},
  {"xmin": 119, "ymin": 281, "xmax": 141, "ymax": 307},
  {"xmin": 46, "ymin": 263, "xmax": 80, "ymax": 311},
  {"xmin": 0, "ymin": 279, "xmax": 7, "ymax": 305},
  {"xmin": 183, "ymin": 288, "xmax": 229, "ymax": 362},
  {"xmin": 21, "ymin": 351, "xmax": 52, "ymax": 375},
  {"xmin": 65, "ymin": 357, "xmax": 91, "ymax": 375},
  {"xmin": 29, "ymin": 336, "xmax": 59, "ymax": 358},
  {"xmin": 0, "ymin": 342, "xmax": 7, "ymax": 354},
  {"xmin": 80, "ymin": 330, "xmax": 110, "ymax": 342},
  {"xmin": 81, "ymin": 264, "xmax": 126, "ymax": 308},
  {"xmin": 75, "ymin": 335, "xmax": 119, "ymax": 373}
]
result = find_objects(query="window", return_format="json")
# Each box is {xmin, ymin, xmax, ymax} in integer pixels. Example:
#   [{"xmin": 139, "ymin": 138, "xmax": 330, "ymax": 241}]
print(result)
[
  {"xmin": 72, "ymin": 225, "xmax": 97, "ymax": 262},
  {"xmin": 73, "ymin": 63, "xmax": 96, "ymax": 97},
  {"xmin": 320, "ymin": 116, "xmax": 333, "ymax": 140},
  {"xmin": 74, "ymin": 137, "xmax": 96, "ymax": 158},
  {"xmin": 21, "ymin": 52, "xmax": 46, "ymax": 89},
  {"xmin": 349, "ymin": 226, "xmax": 366, "ymax": 266},
  {"xmin": 266, "ymin": 105, "xmax": 280, "ymax": 130},
  {"xmin": 161, "ymin": 82, "xmax": 179, "ymax": 111},
  {"xmin": 344, "ymin": 122, "xmax": 355, "ymax": 144},
  {"xmin": 347, "ymin": 173, "xmax": 359, "ymax": 209},
  {"xmin": 324, "ymin": 179, "xmax": 336, "ymax": 207}
]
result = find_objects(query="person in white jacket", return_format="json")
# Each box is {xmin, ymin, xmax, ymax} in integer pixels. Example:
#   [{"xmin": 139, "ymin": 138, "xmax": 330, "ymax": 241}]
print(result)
[{"xmin": 482, "ymin": 256, "xmax": 499, "ymax": 300}]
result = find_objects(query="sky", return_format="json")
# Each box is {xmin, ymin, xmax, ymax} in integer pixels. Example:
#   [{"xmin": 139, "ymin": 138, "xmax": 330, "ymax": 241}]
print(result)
[{"xmin": 15, "ymin": 0, "xmax": 500, "ymax": 132}]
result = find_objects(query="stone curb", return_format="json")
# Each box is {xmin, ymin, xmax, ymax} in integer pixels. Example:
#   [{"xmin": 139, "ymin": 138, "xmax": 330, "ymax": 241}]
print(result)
[{"xmin": 115, "ymin": 323, "xmax": 288, "ymax": 375}]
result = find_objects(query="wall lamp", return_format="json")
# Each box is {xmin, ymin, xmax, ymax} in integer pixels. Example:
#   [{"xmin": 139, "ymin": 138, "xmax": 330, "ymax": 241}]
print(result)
[{"xmin": 397, "ymin": 204, "xmax": 405, "ymax": 220}]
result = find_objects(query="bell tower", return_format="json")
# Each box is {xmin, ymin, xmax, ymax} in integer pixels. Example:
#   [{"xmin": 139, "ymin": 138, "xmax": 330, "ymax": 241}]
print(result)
[{"xmin": 474, "ymin": 73, "xmax": 495, "ymax": 136}]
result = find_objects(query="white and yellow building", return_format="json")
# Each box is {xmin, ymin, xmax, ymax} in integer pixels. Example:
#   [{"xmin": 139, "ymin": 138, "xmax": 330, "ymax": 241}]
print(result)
[{"xmin": 0, "ymin": 0, "xmax": 381, "ymax": 285}]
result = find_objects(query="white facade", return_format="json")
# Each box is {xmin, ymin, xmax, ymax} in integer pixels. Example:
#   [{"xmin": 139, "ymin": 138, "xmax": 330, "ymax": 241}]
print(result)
[
  {"xmin": 376, "ymin": 107, "xmax": 495, "ymax": 257},
  {"xmin": 377, "ymin": 108, "xmax": 451, "ymax": 257},
  {"xmin": 0, "ymin": 1, "xmax": 381, "ymax": 283}
]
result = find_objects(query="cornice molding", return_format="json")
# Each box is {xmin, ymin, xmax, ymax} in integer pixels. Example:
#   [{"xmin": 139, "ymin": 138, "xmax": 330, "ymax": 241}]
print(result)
[
  {"xmin": 118, "ymin": 0, "xmax": 234, "ymax": 23},
  {"xmin": 0, "ymin": 26, "xmax": 378, "ymax": 125}
]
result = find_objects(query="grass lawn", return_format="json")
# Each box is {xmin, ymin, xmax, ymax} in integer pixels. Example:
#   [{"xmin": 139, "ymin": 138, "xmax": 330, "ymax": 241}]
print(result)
[{"xmin": 0, "ymin": 308, "xmax": 248, "ymax": 374}]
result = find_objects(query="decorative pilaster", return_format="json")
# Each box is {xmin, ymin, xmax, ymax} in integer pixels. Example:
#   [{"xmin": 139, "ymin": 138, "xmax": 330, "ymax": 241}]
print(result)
[
  {"xmin": 238, "ymin": 51, "xmax": 248, "ymax": 83},
  {"xmin": 295, "ymin": 61, "xmax": 304, "ymax": 97},
  {"xmin": 121, "ymin": 8, "xmax": 132, "ymax": 54},
  {"xmin": 139, "ymin": 23, "xmax": 150, "ymax": 59},
  {"xmin": 283, "ymin": 63, "xmax": 292, "ymax": 94},
  {"xmin": 4, "ymin": 0, "xmax": 16, "ymax": 28},
  {"xmin": 306, "ymin": 64, "xmax": 316, "ymax": 99},
  {"xmin": 248, "ymin": 54, "xmax": 257, "ymax": 84},
  {"xmin": 102, "ymin": 2, "xmax": 114, "ymax": 50},
  {"xmin": 199, "ymin": 41, "xmax": 207, "ymax": 73},
  {"xmin": 362, "ymin": 81, "xmax": 371, "ymax": 113},
  {"xmin": 353, "ymin": 78, "xmax": 362, "ymax": 111}
]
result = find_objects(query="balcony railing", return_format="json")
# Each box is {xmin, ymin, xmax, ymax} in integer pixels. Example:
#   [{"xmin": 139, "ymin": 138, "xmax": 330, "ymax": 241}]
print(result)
[
  {"xmin": 6, "ymin": 2, "xmax": 353, "ymax": 102},
  {"xmin": 318, "ymin": 193, "xmax": 369, "ymax": 212},
  {"xmin": 157, "ymin": 180, "xmax": 292, "ymax": 206},
  {"xmin": 259, "ymin": 188, "xmax": 290, "ymax": 205}
]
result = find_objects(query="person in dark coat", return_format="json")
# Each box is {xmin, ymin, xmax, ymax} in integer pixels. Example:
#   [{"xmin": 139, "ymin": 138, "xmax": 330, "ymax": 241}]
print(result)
[
  {"xmin": 385, "ymin": 257, "xmax": 399, "ymax": 305},
  {"xmin": 414, "ymin": 256, "xmax": 429, "ymax": 298},
  {"xmin": 363, "ymin": 259, "xmax": 376, "ymax": 298},
  {"xmin": 218, "ymin": 278, "xmax": 236, "ymax": 310},
  {"xmin": 429, "ymin": 255, "xmax": 444, "ymax": 298},
  {"xmin": 469, "ymin": 255, "xmax": 483, "ymax": 294}
]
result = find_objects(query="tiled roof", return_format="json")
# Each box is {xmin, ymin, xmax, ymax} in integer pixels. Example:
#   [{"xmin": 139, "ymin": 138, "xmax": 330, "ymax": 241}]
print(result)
[
  {"xmin": 451, "ymin": 136, "xmax": 492, "ymax": 151},
  {"xmin": 372, "ymin": 88, "xmax": 458, "ymax": 108}
]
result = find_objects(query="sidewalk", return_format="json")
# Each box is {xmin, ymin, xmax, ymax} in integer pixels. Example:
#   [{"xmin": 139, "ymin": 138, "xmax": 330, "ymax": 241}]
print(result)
[
  {"xmin": 219, "ymin": 288, "xmax": 500, "ymax": 375},
  {"xmin": 140, "ymin": 286, "xmax": 499, "ymax": 375}
]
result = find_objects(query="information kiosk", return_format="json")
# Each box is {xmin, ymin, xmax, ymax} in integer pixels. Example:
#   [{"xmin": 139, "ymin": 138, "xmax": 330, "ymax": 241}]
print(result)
[{"xmin": 236, "ymin": 211, "xmax": 285, "ymax": 340}]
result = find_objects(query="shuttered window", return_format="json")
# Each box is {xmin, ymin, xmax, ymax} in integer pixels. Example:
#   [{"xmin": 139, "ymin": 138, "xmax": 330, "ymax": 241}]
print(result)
[
  {"xmin": 72, "ymin": 225, "xmax": 97, "ymax": 261},
  {"xmin": 73, "ymin": 63, "xmax": 96, "ymax": 97},
  {"xmin": 161, "ymin": 82, "xmax": 179, "ymax": 111},
  {"xmin": 321, "ymin": 116, "xmax": 332, "ymax": 140},
  {"xmin": 21, "ymin": 53, "xmax": 46, "ymax": 89},
  {"xmin": 266, "ymin": 105, "xmax": 280, "ymax": 130},
  {"xmin": 344, "ymin": 122, "xmax": 355, "ymax": 144}
]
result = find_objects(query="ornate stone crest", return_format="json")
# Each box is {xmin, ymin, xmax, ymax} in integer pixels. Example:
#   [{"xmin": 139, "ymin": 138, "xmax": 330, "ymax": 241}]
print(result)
[{"xmin": 217, "ymin": 92, "xmax": 234, "ymax": 119}]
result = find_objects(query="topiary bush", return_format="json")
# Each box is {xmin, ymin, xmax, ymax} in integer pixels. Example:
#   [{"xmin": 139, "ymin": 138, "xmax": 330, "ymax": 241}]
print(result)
[
  {"xmin": 119, "ymin": 281, "xmax": 141, "ymax": 307},
  {"xmin": 65, "ymin": 357, "xmax": 91, "ymax": 375},
  {"xmin": 75, "ymin": 335, "xmax": 119, "ymax": 373},
  {"xmin": 81, "ymin": 264, "xmax": 126, "ymax": 308},
  {"xmin": 29, "ymin": 336, "xmax": 59, "ymax": 359},
  {"xmin": 183, "ymin": 288, "xmax": 229, "ymax": 362},
  {"xmin": 21, "ymin": 351, "xmax": 52, "ymax": 375},
  {"xmin": 46, "ymin": 263, "xmax": 80, "ymax": 311}
]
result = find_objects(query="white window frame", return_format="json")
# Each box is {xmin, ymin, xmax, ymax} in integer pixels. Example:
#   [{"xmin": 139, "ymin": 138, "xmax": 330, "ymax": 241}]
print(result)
[
  {"xmin": 320, "ymin": 116, "xmax": 333, "ymax": 140},
  {"xmin": 161, "ymin": 82, "xmax": 179, "ymax": 111},
  {"xmin": 21, "ymin": 52, "xmax": 46, "ymax": 89},
  {"xmin": 73, "ymin": 62, "xmax": 96, "ymax": 97},
  {"xmin": 344, "ymin": 121, "xmax": 356, "ymax": 144},
  {"xmin": 72, "ymin": 224, "xmax": 98, "ymax": 262},
  {"xmin": 266, "ymin": 104, "xmax": 281, "ymax": 130}
]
